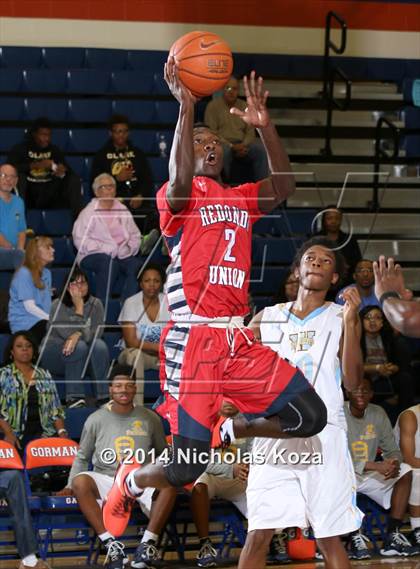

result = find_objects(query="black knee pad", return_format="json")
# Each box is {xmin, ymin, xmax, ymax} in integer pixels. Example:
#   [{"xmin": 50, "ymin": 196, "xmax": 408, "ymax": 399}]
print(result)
[
  {"xmin": 163, "ymin": 435, "xmax": 209, "ymax": 487},
  {"xmin": 278, "ymin": 389, "xmax": 327, "ymax": 437}
]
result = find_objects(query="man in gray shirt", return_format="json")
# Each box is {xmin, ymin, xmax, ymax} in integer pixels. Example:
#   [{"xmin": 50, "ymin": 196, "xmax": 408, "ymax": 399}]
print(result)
[
  {"xmin": 58, "ymin": 365, "xmax": 175, "ymax": 569},
  {"xmin": 345, "ymin": 377, "xmax": 416, "ymax": 558}
]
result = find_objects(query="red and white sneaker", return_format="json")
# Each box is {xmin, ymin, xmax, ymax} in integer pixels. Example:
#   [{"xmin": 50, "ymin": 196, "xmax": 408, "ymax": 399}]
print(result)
[
  {"xmin": 102, "ymin": 462, "xmax": 140, "ymax": 537},
  {"xmin": 211, "ymin": 416, "xmax": 234, "ymax": 449}
]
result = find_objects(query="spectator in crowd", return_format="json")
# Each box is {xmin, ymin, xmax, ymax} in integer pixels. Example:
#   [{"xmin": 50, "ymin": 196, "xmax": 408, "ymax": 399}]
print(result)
[
  {"xmin": 336, "ymin": 259, "xmax": 380, "ymax": 310},
  {"xmin": 360, "ymin": 305, "xmax": 415, "ymax": 415},
  {"xmin": 7, "ymin": 117, "xmax": 83, "ymax": 219},
  {"xmin": 72, "ymin": 173, "xmax": 142, "ymax": 303},
  {"xmin": 57, "ymin": 365, "xmax": 174, "ymax": 569},
  {"xmin": 316, "ymin": 206, "xmax": 362, "ymax": 284},
  {"xmin": 345, "ymin": 378, "xmax": 417, "ymax": 558},
  {"xmin": 204, "ymin": 76, "xmax": 268, "ymax": 182},
  {"xmin": 272, "ymin": 269, "xmax": 299, "ymax": 304},
  {"xmin": 0, "ymin": 331, "xmax": 67, "ymax": 450},
  {"xmin": 118, "ymin": 262, "xmax": 170, "ymax": 405},
  {"xmin": 191, "ymin": 401, "xmax": 249, "ymax": 568},
  {"xmin": 0, "ymin": 164, "xmax": 26, "ymax": 270},
  {"xmin": 40, "ymin": 267, "xmax": 110, "ymax": 407},
  {"xmin": 394, "ymin": 404, "xmax": 420, "ymax": 550},
  {"xmin": 0, "ymin": 463, "xmax": 50, "ymax": 568},
  {"xmin": 8, "ymin": 236, "xmax": 54, "ymax": 345},
  {"xmin": 91, "ymin": 114, "xmax": 159, "ymax": 253}
]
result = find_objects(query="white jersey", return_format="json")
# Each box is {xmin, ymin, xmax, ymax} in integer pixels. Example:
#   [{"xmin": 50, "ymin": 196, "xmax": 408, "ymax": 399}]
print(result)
[
  {"xmin": 260, "ymin": 301, "xmax": 345, "ymax": 429},
  {"xmin": 394, "ymin": 404, "xmax": 420, "ymax": 458}
]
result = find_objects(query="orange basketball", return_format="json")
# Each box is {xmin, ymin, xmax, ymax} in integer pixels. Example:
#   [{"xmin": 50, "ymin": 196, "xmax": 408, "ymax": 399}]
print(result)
[{"xmin": 169, "ymin": 31, "xmax": 233, "ymax": 98}]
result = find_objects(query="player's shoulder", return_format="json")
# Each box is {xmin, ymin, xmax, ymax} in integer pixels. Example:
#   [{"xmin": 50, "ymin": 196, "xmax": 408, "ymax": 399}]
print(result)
[
  {"xmin": 262, "ymin": 302, "xmax": 290, "ymax": 320},
  {"xmin": 328, "ymin": 302, "xmax": 345, "ymax": 318}
]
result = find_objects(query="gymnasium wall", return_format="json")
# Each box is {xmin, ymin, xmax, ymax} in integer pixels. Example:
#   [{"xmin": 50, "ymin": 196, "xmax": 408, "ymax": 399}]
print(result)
[{"xmin": 0, "ymin": 0, "xmax": 419, "ymax": 59}]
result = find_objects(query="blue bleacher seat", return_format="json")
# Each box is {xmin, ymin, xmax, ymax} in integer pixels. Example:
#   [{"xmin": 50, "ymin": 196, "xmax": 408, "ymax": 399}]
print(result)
[
  {"xmin": 0, "ymin": 272, "xmax": 13, "ymax": 290},
  {"xmin": 86, "ymin": 48, "xmax": 128, "ymax": 71},
  {"xmin": 281, "ymin": 209, "xmax": 316, "ymax": 236},
  {"xmin": 52, "ymin": 237, "xmax": 75, "ymax": 265},
  {"xmin": 144, "ymin": 369, "xmax": 161, "ymax": 400},
  {"xmin": 112, "ymin": 100, "xmax": 155, "ymax": 124},
  {"xmin": 153, "ymin": 72, "xmax": 170, "ymax": 95},
  {"xmin": 68, "ymin": 99, "xmax": 112, "ymax": 123},
  {"xmin": 148, "ymin": 156, "xmax": 169, "ymax": 183},
  {"xmin": 128, "ymin": 50, "xmax": 166, "ymax": 71},
  {"xmin": 249, "ymin": 266, "xmax": 286, "ymax": 294},
  {"xmin": 42, "ymin": 47, "xmax": 86, "ymax": 69},
  {"xmin": 65, "ymin": 407, "xmax": 96, "ymax": 439},
  {"xmin": 1, "ymin": 46, "xmax": 43, "ymax": 68},
  {"xmin": 42, "ymin": 209, "xmax": 73, "ymax": 236},
  {"xmin": 52, "ymin": 128, "xmax": 70, "ymax": 151},
  {"xmin": 105, "ymin": 299, "xmax": 121, "ymax": 325},
  {"xmin": 155, "ymin": 100, "xmax": 179, "ymax": 124},
  {"xmin": 23, "ymin": 69, "xmax": 68, "ymax": 93},
  {"xmin": 0, "ymin": 334, "xmax": 10, "ymax": 362},
  {"xmin": 0, "ymin": 98, "xmax": 25, "ymax": 121},
  {"xmin": 0, "ymin": 128, "xmax": 24, "ymax": 152},
  {"xmin": 155, "ymin": 130, "xmax": 174, "ymax": 155},
  {"xmin": 67, "ymin": 69, "xmax": 111, "ymax": 94},
  {"xmin": 0, "ymin": 69, "xmax": 24, "ymax": 92},
  {"xmin": 68, "ymin": 129, "xmax": 107, "ymax": 153},
  {"xmin": 252, "ymin": 211, "xmax": 284, "ymax": 236},
  {"xmin": 130, "ymin": 130, "xmax": 156, "ymax": 153},
  {"xmin": 26, "ymin": 209, "xmax": 44, "ymax": 234},
  {"xmin": 103, "ymin": 331, "xmax": 122, "ymax": 360},
  {"xmin": 111, "ymin": 70, "xmax": 154, "ymax": 94},
  {"xmin": 65, "ymin": 156, "xmax": 86, "ymax": 179},
  {"xmin": 252, "ymin": 237, "xmax": 303, "ymax": 264},
  {"xmin": 85, "ymin": 157, "xmax": 93, "ymax": 179},
  {"xmin": 51, "ymin": 268, "xmax": 69, "ymax": 292},
  {"xmin": 25, "ymin": 98, "xmax": 69, "ymax": 121}
]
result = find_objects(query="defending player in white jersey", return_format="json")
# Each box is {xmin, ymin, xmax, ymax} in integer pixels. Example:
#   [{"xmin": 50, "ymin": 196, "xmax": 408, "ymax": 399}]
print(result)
[{"xmin": 238, "ymin": 237, "xmax": 364, "ymax": 569}]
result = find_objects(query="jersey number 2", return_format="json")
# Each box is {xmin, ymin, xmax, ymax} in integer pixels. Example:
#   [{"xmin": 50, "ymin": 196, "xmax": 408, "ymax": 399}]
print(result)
[{"xmin": 224, "ymin": 229, "xmax": 236, "ymax": 262}]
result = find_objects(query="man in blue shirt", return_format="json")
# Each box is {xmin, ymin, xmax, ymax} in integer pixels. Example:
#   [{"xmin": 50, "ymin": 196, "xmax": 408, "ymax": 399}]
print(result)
[
  {"xmin": 0, "ymin": 164, "xmax": 26, "ymax": 270},
  {"xmin": 336, "ymin": 259, "xmax": 380, "ymax": 311}
]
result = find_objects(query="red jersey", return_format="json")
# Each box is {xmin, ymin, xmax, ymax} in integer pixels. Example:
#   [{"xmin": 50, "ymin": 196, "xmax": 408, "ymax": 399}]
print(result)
[{"xmin": 157, "ymin": 176, "xmax": 262, "ymax": 319}]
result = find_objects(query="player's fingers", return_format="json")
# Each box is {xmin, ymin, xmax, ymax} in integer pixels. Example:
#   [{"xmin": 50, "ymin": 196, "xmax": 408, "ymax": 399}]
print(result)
[
  {"xmin": 372, "ymin": 260, "xmax": 380, "ymax": 278},
  {"xmin": 230, "ymin": 107, "xmax": 246, "ymax": 118},
  {"xmin": 262, "ymin": 90, "xmax": 269, "ymax": 106},
  {"xmin": 387, "ymin": 257, "xmax": 395, "ymax": 272},
  {"xmin": 243, "ymin": 74, "xmax": 251, "ymax": 99},
  {"xmin": 378, "ymin": 255, "xmax": 386, "ymax": 275},
  {"xmin": 249, "ymin": 70, "xmax": 256, "ymax": 96}
]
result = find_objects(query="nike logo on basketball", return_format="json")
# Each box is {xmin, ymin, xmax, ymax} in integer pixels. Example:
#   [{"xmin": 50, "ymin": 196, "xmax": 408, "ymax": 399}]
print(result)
[{"xmin": 200, "ymin": 40, "xmax": 218, "ymax": 49}]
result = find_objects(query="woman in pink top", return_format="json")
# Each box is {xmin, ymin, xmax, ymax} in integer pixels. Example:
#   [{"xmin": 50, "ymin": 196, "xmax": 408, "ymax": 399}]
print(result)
[{"xmin": 72, "ymin": 173, "xmax": 142, "ymax": 302}]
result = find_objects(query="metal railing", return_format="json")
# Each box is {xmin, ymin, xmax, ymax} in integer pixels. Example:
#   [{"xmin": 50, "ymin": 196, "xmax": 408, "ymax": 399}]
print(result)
[
  {"xmin": 371, "ymin": 116, "xmax": 400, "ymax": 211},
  {"xmin": 323, "ymin": 11, "xmax": 347, "ymax": 98},
  {"xmin": 322, "ymin": 11, "xmax": 351, "ymax": 156}
]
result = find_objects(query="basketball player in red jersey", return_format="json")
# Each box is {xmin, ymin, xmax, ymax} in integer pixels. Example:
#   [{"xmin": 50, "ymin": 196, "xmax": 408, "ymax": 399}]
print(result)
[{"xmin": 103, "ymin": 56, "xmax": 327, "ymax": 538}]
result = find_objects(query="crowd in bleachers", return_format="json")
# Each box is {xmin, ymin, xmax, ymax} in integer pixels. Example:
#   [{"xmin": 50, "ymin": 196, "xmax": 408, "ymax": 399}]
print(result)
[{"xmin": 1, "ymin": 47, "xmax": 420, "ymax": 568}]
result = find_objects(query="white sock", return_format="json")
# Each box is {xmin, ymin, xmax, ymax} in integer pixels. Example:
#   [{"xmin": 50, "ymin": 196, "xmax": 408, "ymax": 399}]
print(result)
[
  {"xmin": 142, "ymin": 530, "xmax": 158, "ymax": 543},
  {"xmin": 220, "ymin": 417, "xmax": 236, "ymax": 443},
  {"xmin": 21, "ymin": 554, "xmax": 38, "ymax": 567},
  {"xmin": 410, "ymin": 516, "xmax": 420, "ymax": 530},
  {"xmin": 99, "ymin": 531, "xmax": 114, "ymax": 543},
  {"xmin": 126, "ymin": 471, "xmax": 144, "ymax": 497}
]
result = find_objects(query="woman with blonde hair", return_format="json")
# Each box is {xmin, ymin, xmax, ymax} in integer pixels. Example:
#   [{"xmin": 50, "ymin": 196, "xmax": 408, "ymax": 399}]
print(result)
[{"xmin": 8, "ymin": 236, "xmax": 54, "ymax": 344}]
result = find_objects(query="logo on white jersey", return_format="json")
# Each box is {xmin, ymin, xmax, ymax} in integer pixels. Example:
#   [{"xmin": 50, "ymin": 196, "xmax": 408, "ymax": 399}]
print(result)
[{"xmin": 289, "ymin": 331, "xmax": 316, "ymax": 352}]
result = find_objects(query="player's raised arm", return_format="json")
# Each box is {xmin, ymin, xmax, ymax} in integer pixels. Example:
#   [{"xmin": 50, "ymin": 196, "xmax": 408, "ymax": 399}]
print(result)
[
  {"xmin": 340, "ymin": 287, "xmax": 363, "ymax": 391},
  {"xmin": 230, "ymin": 71, "xmax": 295, "ymax": 213},
  {"xmin": 164, "ymin": 56, "xmax": 197, "ymax": 212}
]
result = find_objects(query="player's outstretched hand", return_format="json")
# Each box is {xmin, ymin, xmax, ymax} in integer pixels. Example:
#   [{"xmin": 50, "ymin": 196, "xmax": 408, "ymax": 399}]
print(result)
[
  {"xmin": 341, "ymin": 287, "xmax": 361, "ymax": 326},
  {"xmin": 164, "ymin": 55, "xmax": 198, "ymax": 106},
  {"xmin": 230, "ymin": 70, "xmax": 270, "ymax": 128},
  {"xmin": 373, "ymin": 255, "xmax": 412, "ymax": 301}
]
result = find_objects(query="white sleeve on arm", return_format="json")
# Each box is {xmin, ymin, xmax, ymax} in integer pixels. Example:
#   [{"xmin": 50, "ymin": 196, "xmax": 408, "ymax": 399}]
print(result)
[{"xmin": 23, "ymin": 299, "xmax": 49, "ymax": 321}]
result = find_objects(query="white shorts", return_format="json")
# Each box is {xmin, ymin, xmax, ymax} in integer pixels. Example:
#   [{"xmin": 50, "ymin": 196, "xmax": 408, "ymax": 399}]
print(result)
[
  {"xmin": 247, "ymin": 425, "xmax": 363, "ymax": 538},
  {"xmin": 195, "ymin": 472, "xmax": 247, "ymax": 517},
  {"xmin": 72, "ymin": 471, "xmax": 150, "ymax": 513},
  {"xmin": 356, "ymin": 462, "xmax": 412, "ymax": 509},
  {"xmin": 411, "ymin": 469, "xmax": 420, "ymax": 506}
]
